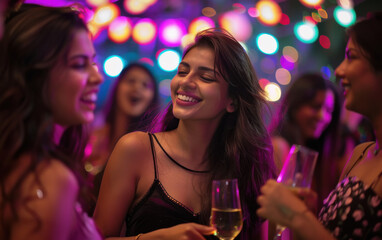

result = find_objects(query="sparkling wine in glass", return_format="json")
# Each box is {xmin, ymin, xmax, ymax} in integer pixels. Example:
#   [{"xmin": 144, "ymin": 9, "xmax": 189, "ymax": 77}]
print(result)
[
  {"xmin": 274, "ymin": 144, "xmax": 318, "ymax": 240},
  {"xmin": 210, "ymin": 179, "xmax": 243, "ymax": 240}
]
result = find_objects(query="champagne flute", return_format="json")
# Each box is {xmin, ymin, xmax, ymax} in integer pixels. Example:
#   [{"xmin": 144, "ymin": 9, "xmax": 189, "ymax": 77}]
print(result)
[
  {"xmin": 210, "ymin": 179, "xmax": 243, "ymax": 240},
  {"xmin": 273, "ymin": 144, "xmax": 318, "ymax": 240}
]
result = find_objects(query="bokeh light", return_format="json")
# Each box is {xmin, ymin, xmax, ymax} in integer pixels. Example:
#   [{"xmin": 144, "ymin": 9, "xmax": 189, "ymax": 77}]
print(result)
[
  {"xmin": 294, "ymin": 21, "xmax": 319, "ymax": 43},
  {"xmin": 321, "ymin": 65, "xmax": 334, "ymax": 80},
  {"xmin": 202, "ymin": 7, "xmax": 216, "ymax": 17},
  {"xmin": 319, "ymin": 35, "xmax": 331, "ymax": 49},
  {"xmin": 256, "ymin": 0, "xmax": 282, "ymax": 26},
  {"xmin": 86, "ymin": 0, "xmax": 108, "ymax": 7},
  {"xmin": 181, "ymin": 33, "xmax": 195, "ymax": 49},
  {"xmin": 282, "ymin": 46, "xmax": 299, "ymax": 63},
  {"xmin": 132, "ymin": 18, "xmax": 157, "ymax": 44},
  {"xmin": 219, "ymin": 11, "xmax": 252, "ymax": 42},
  {"xmin": 256, "ymin": 33, "xmax": 279, "ymax": 55},
  {"xmin": 124, "ymin": 0, "xmax": 157, "ymax": 15},
  {"xmin": 104, "ymin": 55, "xmax": 124, "ymax": 77},
  {"xmin": 259, "ymin": 78, "xmax": 270, "ymax": 90},
  {"xmin": 264, "ymin": 82, "xmax": 282, "ymax": 102},
  {"xmin": 108, "ymin": 16, "xmax": 132, "ymax": 43},
  {"xmin": 318, "ymin": 8, "xmax": 328, "ymax": 18},
  {"xmin": 280, "ymin": 13, "xmax": 290, "ymax": 25},
  {"xmin": 260, "ymin": 57, "xmax": 277, "ymax": 74},
  {"xmin": 275, "ymin": 68, "xmax": 291, "ymax": 85},
  {"xmin": 280, "ymin": 56, "xmax": 295, "ymax": 70},
  {"xmin": 157, "ymin": 49, "xmax": 181, "ymax": 72},
  {"xmin": 338, "ymin": 0, "xmax": 354, "ymax": 9},
  {"xmin": 139, "ymin": 57, "xmax": 154, "ymax": 66},
  {"xmin": 232, "ymin": 3, "xmax": 246, "ymax": 14},
  {"xmin": 334, "ymin": 6, "xmax": 356, "ymax": 27},
  {"xmin": 92, "ymin": 3, "xmax": 120, "ymax": 27},
  {"xmin": 248, "ymin": 7, "xmax": 259, "ymax": 18},
  {"xmin": 299, "ymin": 0, "xmax": 324, "ymax": 8},
  {"xmin": 159, "ymin": 19, "xmax": 186, "ymax": 47},
  {"xmin": 188, "ymin": 16, "xmax": 215, "ymax": 36},
  {"xmin": 159, "ymin": 79, "xmax": 172, "ymax": 97}
]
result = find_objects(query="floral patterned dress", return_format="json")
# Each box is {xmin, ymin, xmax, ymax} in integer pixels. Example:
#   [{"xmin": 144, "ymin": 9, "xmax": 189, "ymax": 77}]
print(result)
[
  {"xmin": 318, "ymin": 142, "xmax": 382, "ymax": 240},
  {"xmin": 319, "ymin": 176, "xmax": 382, "ymax": 239}
]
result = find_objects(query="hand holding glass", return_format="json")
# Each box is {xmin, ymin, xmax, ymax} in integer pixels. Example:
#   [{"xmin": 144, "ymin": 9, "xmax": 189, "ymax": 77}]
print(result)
[
  {"xmin": 210, "ymin": 179, "xmax": 243, "ymax": 240},
  {"xmin": 274, "ymin": 144, "xmax": 318, "ymax": 240}
]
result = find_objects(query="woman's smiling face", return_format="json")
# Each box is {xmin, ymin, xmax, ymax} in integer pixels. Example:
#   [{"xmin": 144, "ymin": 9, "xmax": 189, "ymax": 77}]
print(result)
[
  {"xmin": 171, "ymin": 46, "xmax": 234, "ymax": 124},
  {"xmin": 335, "ymin": 37, "xmax": 382, "ymax": 116}
]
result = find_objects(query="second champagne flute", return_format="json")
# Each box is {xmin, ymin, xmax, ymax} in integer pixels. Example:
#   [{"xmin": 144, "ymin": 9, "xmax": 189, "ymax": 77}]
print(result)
[
  {"xmin": 210, "ymin": 179, "xmax": 243, "ymax": 240},
  {"xmin": 274, "ymin": 144, "xmax": 318, "ymax": 240}
]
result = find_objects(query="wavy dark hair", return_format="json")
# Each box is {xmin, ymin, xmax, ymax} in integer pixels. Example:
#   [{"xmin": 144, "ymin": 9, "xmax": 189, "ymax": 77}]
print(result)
[
  {"xmin": 346, "ymin": 11, "xmax": 382, "ymax": 73},
  {"xmin": 0, "ymin": 4, "xmax": 90, "ymax": 239},
  {"xmin": 269, "ymin": 73, "xmax": 342, "ymax": 209},
  {"xmin": 104, "ymin": 62, "xmax": 160, "ymax": 146},
  {"xmin": 151, "ymin": 28, "xmax": 276, "ymax": 238}
]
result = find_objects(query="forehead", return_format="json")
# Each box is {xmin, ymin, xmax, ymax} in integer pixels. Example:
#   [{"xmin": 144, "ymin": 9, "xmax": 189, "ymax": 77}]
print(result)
[
  {"xmin": 312, "ymin": 89, "xmax": 334, "ymax": 106},
  {"xmin": 125, "ymin": 67, "xmax": 152, "ymax": 80},
  {"xmin": 67, "ymin": 29, "xmax": 94, "ymax": 56},
  {"xmin": 183, "ymin": 46, "xmax": 215, "ymax": 67}
]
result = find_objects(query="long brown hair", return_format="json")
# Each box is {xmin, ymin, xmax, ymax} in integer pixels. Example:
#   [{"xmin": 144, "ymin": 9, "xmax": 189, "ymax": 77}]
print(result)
[
  {"xmin": 151, "ymin": 28, "xmax": 276, "ymax": 238},
  {"xmin": 0, "ymin": 4, "xmax": 90, "ymax": 238}
]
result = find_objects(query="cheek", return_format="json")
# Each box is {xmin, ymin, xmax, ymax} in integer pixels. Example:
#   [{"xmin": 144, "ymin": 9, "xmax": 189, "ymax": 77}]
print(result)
[{"xmin": 144, "ymin": 89, "xmax": 155, "ymax": 103}]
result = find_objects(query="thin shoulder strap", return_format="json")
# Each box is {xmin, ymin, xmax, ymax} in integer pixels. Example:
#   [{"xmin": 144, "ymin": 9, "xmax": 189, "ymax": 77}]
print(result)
[
  {"xmin": 371, "ymin": 171, "xmax": 382, "ymax": 188},
  {"xmin": 148, "ymin": 133, "xmax": 158, "ymax": 179},
  {"xmin": 345, "ymin": 142, "xmax": 375, "ymax": 177}
]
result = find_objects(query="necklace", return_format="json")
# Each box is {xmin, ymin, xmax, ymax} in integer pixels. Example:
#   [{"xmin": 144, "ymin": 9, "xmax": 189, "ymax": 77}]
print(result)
[{"xmin": 151, "ymin": 133, "xmax": 211, "ymax": 174}]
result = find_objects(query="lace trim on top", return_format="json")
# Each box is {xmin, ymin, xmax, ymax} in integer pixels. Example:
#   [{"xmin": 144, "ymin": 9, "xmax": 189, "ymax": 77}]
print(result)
[{"xmin": 157, "ymin": 180, "xmax": 200, "ymax": 217}]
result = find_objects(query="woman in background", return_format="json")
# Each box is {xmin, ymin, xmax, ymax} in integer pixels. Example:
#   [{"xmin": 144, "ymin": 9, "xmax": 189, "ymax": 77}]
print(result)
[
  {"xmin": 269, "ymin": 73, "xmax": 342, "ymax": 211},
  {"xmin": 0, "ymin": 4, "xmax": 103, "ymax": 240},
  {"xmin": 94, "ymin": 28, "xmax": 275, "ymax": 240},
  {"xmin": 257, "ymin": 12, "xmax": 382, "ymax": 240},
  {"xmin": 85, "ymin": 62, "xmax": 160, "ymax": 213}
]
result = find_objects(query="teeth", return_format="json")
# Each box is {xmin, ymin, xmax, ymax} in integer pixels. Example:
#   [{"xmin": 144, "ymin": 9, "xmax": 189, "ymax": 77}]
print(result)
[
  {"xmin": 82, "ymin": 93, "xmax": 97, "ymax": 102},
  {"xmin": 178, "ymin": 94, "xmax": 198, "ymax": 103}
]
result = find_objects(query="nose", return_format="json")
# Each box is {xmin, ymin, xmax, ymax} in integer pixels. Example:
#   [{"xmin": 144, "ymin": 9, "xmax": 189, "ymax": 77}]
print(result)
[
  {"xmin": 178, "ymin": 73, "xmax": 197, "ymax": 90},
  {"xmin": 89, "ymin": 64, "xmax": 104, "ymax": 85},
  {"xmin": 334, "ymin": 60, "xmax": 345, "ymax": 80}
]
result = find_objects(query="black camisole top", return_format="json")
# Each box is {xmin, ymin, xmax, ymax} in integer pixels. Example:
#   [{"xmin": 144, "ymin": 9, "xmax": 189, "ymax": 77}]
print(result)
[{"xmin": 125, "ymin": 133, "xmax": 216, "ymax": 239}]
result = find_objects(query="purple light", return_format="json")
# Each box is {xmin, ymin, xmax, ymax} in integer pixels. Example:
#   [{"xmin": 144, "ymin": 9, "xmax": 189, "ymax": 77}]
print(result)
[
  {"xmin": 159, "ymin": 19, "xmax": 186, "ymax": 47},
  {"xmin": 280, "ymin": 56, "xmax": 295, "ymax": 70}
]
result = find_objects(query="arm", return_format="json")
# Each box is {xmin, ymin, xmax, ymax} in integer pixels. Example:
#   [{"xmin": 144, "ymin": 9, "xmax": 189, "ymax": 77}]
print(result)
[
  {"xmin": 257, "ymin": 180, "xmax": 335, "ymax": 240},
  {"xmin": 93, "ymin": 132, "xmax": 144, "ymax": 238},
  {"xmin": 271, "ymin": 136, "xmax": 290, "ymax": 174},
  {"xmin": 11, "ymin": 160, "xmax": 78, "ymax": 240}
]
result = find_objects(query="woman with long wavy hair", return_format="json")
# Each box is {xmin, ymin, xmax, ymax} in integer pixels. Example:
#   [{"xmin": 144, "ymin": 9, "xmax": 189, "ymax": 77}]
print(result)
[
  {"xmin": 94, "ymin": 28, "xmax": 276, "ymax": 240},
  {"xmin": 0, "ymin": 4, "xmax": 103, "ymax": 240}
]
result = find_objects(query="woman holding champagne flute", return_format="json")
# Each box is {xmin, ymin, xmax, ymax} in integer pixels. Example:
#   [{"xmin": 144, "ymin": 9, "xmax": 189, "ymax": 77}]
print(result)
[
  {"xmin": 94, "ymin": 28, "xmax": 275, "ymax": 240},
  {"xmin": 257, "ymin": 12, "xmax": 382, "ymax": 239}
]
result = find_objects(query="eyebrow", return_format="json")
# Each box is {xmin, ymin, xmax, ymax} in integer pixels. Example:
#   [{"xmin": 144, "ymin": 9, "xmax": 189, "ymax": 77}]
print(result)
[
  {"xmin": 179, "ymin": 61, "xmax": 220, "ymax": 75},
  {"xmin": 69, "ymin": 53, "xmax": 97, "ymax": 61}
]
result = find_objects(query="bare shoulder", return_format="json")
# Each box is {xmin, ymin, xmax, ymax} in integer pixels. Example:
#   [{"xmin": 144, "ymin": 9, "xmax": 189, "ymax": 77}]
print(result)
[
  {"xmin": 340, "ymin": 141, "xmax": 376, "ymax": 180},
  {"xmin": 11, "ymin": 158, "xmax": 78, "ymax": 239},
  {"xmin": 113, "ymin": 131, "xmax": 152, "ymax": 158},
  {"xmin": 271, "ymin": 136, "xmax": 290, "ymax": 150},
  {"xmin": 105, "ymin": 131, "xmax": 153, "ymax": 177}
]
